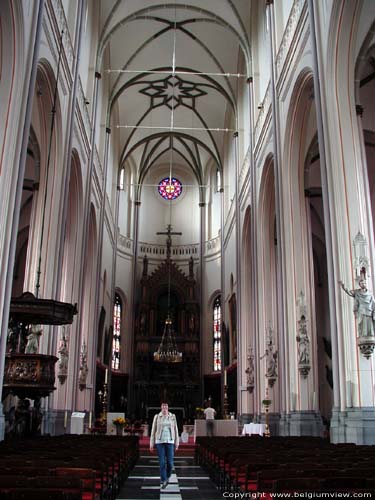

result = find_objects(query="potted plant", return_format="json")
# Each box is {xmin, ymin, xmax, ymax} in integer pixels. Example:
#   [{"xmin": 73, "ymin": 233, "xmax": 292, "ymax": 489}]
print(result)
[
  {"xmin": 195, "ymin": 407, "xmax": 204, "ymax": 419},
  {"xmin": 112, "ymin": 417, "xmax": 126, "ymax": 436}
]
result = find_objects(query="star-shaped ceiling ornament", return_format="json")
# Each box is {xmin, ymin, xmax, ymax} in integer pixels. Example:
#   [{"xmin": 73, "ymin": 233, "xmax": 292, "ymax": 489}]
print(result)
[{"xmin": 140, "ymin": 75, "xmax": 206, "ymax": 110}]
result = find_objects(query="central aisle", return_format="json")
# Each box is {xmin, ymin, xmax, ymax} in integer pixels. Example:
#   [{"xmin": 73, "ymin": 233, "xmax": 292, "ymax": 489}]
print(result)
[{"xmin": 116, "ymin": 451, "xmax": 222, "ymax": 499}]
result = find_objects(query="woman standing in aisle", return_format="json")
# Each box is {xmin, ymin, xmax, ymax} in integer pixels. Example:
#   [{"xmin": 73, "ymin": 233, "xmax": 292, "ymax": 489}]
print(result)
[{"xmin": 150, "ymin": 401, "xmax": 179, "ymax": 489}]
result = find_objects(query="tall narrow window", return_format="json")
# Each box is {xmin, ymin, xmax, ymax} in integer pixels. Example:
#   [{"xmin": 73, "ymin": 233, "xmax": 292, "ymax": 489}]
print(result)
[
  {"xmin": 112, "ymin": 294, "xmax": 122, "ymax": 370},
  {"xmin": 213, "ymin": 296, "xmax": 221, "ymax": 371},
  {"xmin": 216, "ymin": 168, "xmax": 222, "ymax": 192},
  {"xmin": 119, "ymin": 168, "xmax": 125, "ymax": 190}
]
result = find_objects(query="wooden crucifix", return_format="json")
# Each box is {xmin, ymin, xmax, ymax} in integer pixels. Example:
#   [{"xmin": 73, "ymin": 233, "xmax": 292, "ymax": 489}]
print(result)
[{"xmin": 156, "ymin": 224, "xmax": 182, "ymax": 259}]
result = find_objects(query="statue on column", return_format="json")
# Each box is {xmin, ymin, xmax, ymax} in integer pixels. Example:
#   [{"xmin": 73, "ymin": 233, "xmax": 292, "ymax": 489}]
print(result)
[
  {"xmin": 261, "ymin": 323, "xmax": 278, "ymax": 387},
  {"xmin": 58, "ymin": 327, "xmax": 69, "ymax": 384},
  {"xmin": 339, "ymin": 276, "xmax": 375, "ymax": 358},
  {"xmin": 339, "ymin": 278, "xmax": 375, "ymax": 338}
]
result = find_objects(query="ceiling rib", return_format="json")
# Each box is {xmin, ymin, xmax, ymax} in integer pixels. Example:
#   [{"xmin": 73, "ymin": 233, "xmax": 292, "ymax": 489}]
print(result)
[
  {"xmin": 116, "ymin": 125, "xmax": 235, "ymax": 132},
  {"xmin": 107, "ymin": 69, "xmax": 247, "ymax": 78}
]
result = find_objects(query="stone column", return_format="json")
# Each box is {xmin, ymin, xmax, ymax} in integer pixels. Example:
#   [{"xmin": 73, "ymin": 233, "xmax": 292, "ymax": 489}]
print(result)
[{"xmin": 0, "ymin": 0, "xmax": 45, "ymax": 441}]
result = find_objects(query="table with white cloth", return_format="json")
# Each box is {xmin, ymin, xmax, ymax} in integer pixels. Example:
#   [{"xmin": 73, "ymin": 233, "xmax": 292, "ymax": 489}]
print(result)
[{"xmin": 241, "ymin": 423, "xmax": 265, "ymax": 436}]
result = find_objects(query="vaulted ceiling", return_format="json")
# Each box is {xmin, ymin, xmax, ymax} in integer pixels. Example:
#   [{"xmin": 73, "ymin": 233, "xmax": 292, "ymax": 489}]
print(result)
[{"xmin": 96, "ymin": 1, "xmax": 251, "ymax": 190}]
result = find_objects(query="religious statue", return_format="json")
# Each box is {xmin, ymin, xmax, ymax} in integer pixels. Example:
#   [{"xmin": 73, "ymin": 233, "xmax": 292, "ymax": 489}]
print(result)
[
  {"xmin": 261, "ymin": 324, "xmax": 278, "ymax": 386},
  {"xmin": 7, "ymin": 320, "xmax": 19, "ymax": 353},
  {"xmin": 78, "ymin": 341, "xmax": 88, "ymax": 391},
  {"xmin": 296, "ymin": 316, "xmax": 310, "ymax": 365},
  {"xmin": 25, "ymin": 324, "xmax": 42, "ymax": 354},
  {"xmin": 30, "ymin": 398, "xmax": 43, "ymax": 436},
  {"xmin": 58, "ymin": 328, "xmax": 69, "ymax": 384},
  {"xmin": 296, "ymin": 314, "xmax": 311, "ymax": 377},
  {"xmin": 339, "ymin": 278, "xmax": 375, "ymax": 337},
  {"xmin": 264, "ymin": 346, "xmax": 278, "ymax": 378},
  {"xmin": 156, "ymin": 224, "xmax": 182, "ymax": 261},
  {"xmin": 245, "ymin": 348, "xmax": 255, "ymax": 392},
  {"xmin": 15, "ymin": 398, "xmax": 31, "ymax": 437}
]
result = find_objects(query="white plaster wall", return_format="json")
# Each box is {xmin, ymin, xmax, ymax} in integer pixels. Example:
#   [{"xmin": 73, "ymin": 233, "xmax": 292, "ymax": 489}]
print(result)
[
  {"xmin": 138, "ymin": 165, "xmax": 200, "ymax": 245},
  {"xmin": 252, "ymin": 1, "xmax": 271, "ymax": 115},
  {"xmin": 236, "ymin": 51, "xmax": 250, "ymax": 162},
  {"xmin": 79, "ymin": 0, "xmax": 98, "ymax": 104},
  {"xmin": 275, "ymin": 0, "xmax": 295, "ymax": 49}
]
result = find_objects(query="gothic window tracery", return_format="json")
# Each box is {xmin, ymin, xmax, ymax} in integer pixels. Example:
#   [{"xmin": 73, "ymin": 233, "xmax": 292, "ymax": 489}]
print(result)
[
  {"xmin": 213, "ymin": 296, "xmax": 222, "ymax": 371},
  {"xmin": 158, "ymin": 177, "xmax": 182, "ymax": 200},
  {"xmin": 112, "ymin": 294, "xmax": 122, "ymax": 370}
]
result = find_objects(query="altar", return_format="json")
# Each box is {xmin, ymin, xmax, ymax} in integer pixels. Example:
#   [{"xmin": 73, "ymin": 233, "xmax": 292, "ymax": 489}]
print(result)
[
  {"xmin": 194, "ymin": 419, "xmax": 238, "ymax": 440},
  {"xmin": 241, "ymin": 423, "xmax": 265, "ymax": 436}
]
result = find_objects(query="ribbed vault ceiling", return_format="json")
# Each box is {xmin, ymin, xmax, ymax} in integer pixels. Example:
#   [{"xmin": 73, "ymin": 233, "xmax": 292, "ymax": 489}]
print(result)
[{"xmin": 97, "ymin": 1, "xmax": 251, "ymax": 188}]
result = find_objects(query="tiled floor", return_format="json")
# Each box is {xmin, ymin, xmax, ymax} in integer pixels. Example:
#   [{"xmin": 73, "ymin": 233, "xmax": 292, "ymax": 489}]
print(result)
[{"xmin": 117, "ymin": 453, "xmax": 223, "ymax": 499}]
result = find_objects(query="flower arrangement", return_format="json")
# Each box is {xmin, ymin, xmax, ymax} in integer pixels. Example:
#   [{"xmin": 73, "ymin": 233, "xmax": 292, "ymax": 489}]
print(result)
[{"xmin": 113, "ymin": 417, "xmax": 126, "ymax": 426}]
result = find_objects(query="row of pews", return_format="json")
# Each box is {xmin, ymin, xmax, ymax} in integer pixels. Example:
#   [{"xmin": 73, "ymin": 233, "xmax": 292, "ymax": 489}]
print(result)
[
  {"xmin": 0, "ymin": 434, "xmax": 139, "ymax": 499},
  {"xmin": 195, "ymin": 436, "xmax": 375, "ymax": 494}
]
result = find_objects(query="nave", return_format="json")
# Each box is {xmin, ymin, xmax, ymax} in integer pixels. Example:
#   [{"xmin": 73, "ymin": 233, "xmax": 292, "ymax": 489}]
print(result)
[
  {"xmin": 2, "ymin": 0, "xmax": 375, "ymax": 448},
  {"xmin": 117, "ymin": 450, "xmax": 221, "ymax": 500}
]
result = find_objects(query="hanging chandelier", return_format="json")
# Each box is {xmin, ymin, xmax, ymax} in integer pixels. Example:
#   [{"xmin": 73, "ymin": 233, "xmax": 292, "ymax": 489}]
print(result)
[
  {"xmin": 153, "ymin": 19, "xmax": 182, "ymax": 365},
  {"xmin": 154, "ymin": 315, "xmax": 182, "ymax": 363}
]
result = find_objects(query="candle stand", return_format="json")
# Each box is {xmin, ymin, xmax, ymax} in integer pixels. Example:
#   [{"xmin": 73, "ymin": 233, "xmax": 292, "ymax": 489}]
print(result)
[
  {"xmin": 262, "ymin": 387, "xmax": 271, "ymax": 438},
  {"xmin": 98, "ymin": 382, "xmax": 109, "ymax": 423},
  {"xmin": 223, "ymin": 384, "xmax": 229, "ymax": 419}
]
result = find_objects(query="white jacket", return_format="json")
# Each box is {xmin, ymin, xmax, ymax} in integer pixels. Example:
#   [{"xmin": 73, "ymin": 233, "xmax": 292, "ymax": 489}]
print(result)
[{"xmin": 150, "ymin": 412, "xmax": 179, "ymax": 448}]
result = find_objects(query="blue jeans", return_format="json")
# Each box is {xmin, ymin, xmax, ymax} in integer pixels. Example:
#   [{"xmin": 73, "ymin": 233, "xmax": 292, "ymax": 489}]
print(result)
[{"xmin": 155, "ymin": 443, "xmax": 174, "ymax": 482}]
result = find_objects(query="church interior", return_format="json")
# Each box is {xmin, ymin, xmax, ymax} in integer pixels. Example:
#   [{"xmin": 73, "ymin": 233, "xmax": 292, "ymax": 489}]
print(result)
[{"xmin": 1, "ymin": 0, "xmax": 375, "ymax": 496}]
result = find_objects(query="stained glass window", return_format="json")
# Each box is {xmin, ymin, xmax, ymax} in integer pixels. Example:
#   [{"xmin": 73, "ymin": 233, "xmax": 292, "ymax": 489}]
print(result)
[
  {"xmin": 213, "ymin": 296, "xmax": 221, "ymax": 371},
  {"xmin": 158, "ymin": 177, "xmax": 182, "ymax": 200},
  {"xmin": 112, "ymin": 294, "xmax": 122, "ymax": 370}
]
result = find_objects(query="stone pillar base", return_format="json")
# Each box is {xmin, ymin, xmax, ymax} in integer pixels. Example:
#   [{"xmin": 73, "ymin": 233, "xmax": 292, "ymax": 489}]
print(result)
[
  {"xmin": 239, "ymin": 413, "xmax": 253, "ymax": 425},
  {"xmin": 287, "ymin": 410, "xmax": 325, "ymax": 437},
  {"xmin": 42, "ymin": 409, "xmax": 67, "ymax": 436},
  {"xmin": 278, "ymin": 412, "xmax": 289, "ymax": 436},
  {"xmin": 331, "ymin": 407, "xmax": 375, "ymax": 445}
]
